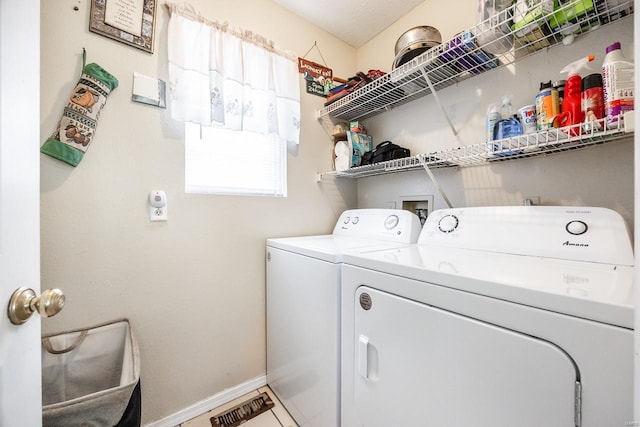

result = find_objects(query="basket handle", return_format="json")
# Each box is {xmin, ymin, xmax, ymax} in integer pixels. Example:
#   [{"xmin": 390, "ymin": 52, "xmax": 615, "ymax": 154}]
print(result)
[{"xmin": 42, "ymin": 330, "xmax": 88, "ymax": 354}]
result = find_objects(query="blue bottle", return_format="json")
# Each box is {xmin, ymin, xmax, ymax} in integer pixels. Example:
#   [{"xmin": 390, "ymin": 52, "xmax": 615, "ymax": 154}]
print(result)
[
  {"xmin": 493, "ymin": 114, "xmax": 524, "ymax": 140},
  {"xmin": 491, "ymin": 114, "xmax": 523, "ymax": 157}
]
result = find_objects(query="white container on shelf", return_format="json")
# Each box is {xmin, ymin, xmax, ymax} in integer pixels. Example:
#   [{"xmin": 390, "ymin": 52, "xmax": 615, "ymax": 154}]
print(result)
[{"xmin": 602, "ymin": 41, "xmax": 635, "ymax": 129}]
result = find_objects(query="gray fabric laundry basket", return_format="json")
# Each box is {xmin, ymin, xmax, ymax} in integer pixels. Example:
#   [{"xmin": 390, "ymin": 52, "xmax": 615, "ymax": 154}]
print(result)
[{"xmin": 42, "ymin": 319, "xmax": 140, "ymax": 427}]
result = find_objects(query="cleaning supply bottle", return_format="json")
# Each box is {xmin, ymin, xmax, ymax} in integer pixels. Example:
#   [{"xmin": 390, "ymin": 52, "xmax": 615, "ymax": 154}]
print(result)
[
  {"xmin": 493, "ymin": 113, "xmax": 524, "ymax": 140},
  {"xmin": 559, "ymin": 55, "xmax": 594, "ymax": 133},
  {"xmin": 602, "ymin": 41, "xmax": 634, "ymax": 129},
  {"xmin": 493, "ymin": 96, "xmax": 523, "ymax": 140},
  {"xmin": 582, "ymin": 73, "xmax": 604, "ymax": 131},
  {"xmin": 553, "ymin": 80, "xmax": 566, "ymax": 104},
  {"xmin": 535, "ymin": 81, "xmax": 559, "ymax": 130},
  {"xmin": 491, "ymin": 96, "xmax": 523, "ymax": 156},
  {"xmin": 493, "ymin": 96, "xmax": 514, "ymax": 142},
  {"xmin": 499, "ymin": 95, "xmax": 513, "ymax": 120},
  {"xmin": 486, "ymin": 102, "xmax": 501, "ymax": 142}
]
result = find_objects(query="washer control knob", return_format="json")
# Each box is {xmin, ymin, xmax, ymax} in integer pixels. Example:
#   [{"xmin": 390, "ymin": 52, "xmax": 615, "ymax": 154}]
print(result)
[
  {"xmin": 438, "ymin": 214, "xmax": 459, "ymax": 233},
  {"xmin": 566, "ymin": 220, "xmax": 588, "ymax": 235},
  {"xmin": 352, "ymin": 216, "xmax": 360, "ymax": 224},
  {"xmin": 384, "ymin": 214, "xmax": 399, "ymax": 230},
  {"xmin": 343, "ymin": 216, "xmax": 350, "ymax": 224}
]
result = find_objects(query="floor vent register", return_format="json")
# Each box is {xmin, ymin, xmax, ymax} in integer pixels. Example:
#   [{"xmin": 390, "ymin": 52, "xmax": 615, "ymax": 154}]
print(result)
[{"xmin": 210, "ymin": 392, "xmax": 275, "ymax": 427}]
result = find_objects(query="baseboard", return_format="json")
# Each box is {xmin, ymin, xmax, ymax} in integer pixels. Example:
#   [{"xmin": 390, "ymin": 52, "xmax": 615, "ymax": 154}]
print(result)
[{"xmin": 144, "ymin": 374, "xmax": 267, "ymax": 427}]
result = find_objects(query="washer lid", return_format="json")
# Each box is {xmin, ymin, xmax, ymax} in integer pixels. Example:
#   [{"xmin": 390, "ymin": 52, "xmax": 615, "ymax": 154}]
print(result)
[
  {"xmin": 267, "ymin": 235, "xmax": 413, "ymax": 263},
  {"xmin": 343, "ymin": 244, "xmax": 635, "ymax": 328}
]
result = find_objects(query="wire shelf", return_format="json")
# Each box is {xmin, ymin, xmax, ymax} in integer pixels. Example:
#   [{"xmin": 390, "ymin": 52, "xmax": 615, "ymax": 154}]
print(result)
[
  {"xmin": 316, "ymin": 0, "xmax": 634, "ymax": 128},
  {"xmin": 325, "ymin": 116, "xmax": 632, "ymax": 179}
]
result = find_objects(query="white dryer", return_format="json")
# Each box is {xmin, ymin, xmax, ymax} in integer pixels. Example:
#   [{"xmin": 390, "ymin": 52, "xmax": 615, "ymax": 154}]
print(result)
[
  {"xmin": 341, "ymin": 206, "xmax": 634, "ymax": 427},
  {"xmin": 266, "ymin": 209, "xmax": 422, "ymax": 426}
]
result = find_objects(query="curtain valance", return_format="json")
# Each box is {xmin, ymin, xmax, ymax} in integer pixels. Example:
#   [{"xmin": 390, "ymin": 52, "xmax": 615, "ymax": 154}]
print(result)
[{"xmin": 167, "ymin": 3, "xmax": 301, "ymax": 144}]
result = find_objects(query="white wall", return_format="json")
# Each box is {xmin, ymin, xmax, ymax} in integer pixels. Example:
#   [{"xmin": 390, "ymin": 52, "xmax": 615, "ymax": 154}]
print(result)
[
  {"xmin": 39, "ymin": 0, "xmax": 356, "ymax": 423},
  {"xmin": 358, "ymin": 0, "xmax": 476, "ymax": 72},
  {"xmin": 355, "ymin": 1, "xmax": 634, "ymax": 232}
]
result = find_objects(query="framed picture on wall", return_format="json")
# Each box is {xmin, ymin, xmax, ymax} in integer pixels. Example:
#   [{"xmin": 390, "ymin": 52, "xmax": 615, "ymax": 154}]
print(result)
[{"xmin": 89, "ymin": 0, "xmax": 157, "ymax": 54}]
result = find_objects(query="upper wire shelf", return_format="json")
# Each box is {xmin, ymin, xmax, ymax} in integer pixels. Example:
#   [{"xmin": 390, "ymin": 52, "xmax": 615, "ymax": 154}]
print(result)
[
  {"xmin": 316, "ymin": 0, "xmax": 634, "ymax": 127},
  {"xmin": 323, "ymin": 115, "xmax": 633, "ymax": 179}
]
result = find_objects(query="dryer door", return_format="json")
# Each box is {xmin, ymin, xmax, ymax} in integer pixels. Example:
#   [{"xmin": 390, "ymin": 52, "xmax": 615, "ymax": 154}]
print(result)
[{"xmin": 353, "ymin": 286, "xmax": 579, "ymax": 427}]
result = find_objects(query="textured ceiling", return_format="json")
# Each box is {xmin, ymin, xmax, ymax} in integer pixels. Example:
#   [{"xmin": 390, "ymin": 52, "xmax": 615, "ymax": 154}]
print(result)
[{"xmin": 272, "ymin": 0, "xmax": 425, "ymax": 47}]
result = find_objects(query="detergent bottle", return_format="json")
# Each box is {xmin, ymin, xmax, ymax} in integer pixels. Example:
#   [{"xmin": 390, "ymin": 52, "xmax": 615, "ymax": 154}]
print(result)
[
  {"xmin": 556, "ymin": 55, "xmax": 595, "ymax": 133},
  {"xmin": 490, "ymin": 96, "xmax": 523, "ymax": 157},
  {"xmin": 602, "ymin": 41, "xmax": 634, "ymax": 129},
  {"xmin": 493, "ymin": 96, "xmax": 522, "ymax": 141}
]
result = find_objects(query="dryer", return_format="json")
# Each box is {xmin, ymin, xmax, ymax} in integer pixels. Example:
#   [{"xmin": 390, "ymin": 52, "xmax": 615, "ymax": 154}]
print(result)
[
  {"xmin": 266, "ymin": 209, "xmax": 422, "ymax": 426},
  {"xmin": 341, "ymin": 206, "xmax": 634, "ymax": 427}
]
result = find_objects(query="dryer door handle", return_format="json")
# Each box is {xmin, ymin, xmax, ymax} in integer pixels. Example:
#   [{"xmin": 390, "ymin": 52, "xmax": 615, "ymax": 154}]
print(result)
[{"xmin": 358, "ymin": 335, "xmax": 369, "ymax": 379}]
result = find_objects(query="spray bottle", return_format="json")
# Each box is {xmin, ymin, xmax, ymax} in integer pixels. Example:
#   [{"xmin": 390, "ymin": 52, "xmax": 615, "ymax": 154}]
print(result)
[{"xmin": 557, "ymin": 55, "xmax": 594, "ymax": 133}]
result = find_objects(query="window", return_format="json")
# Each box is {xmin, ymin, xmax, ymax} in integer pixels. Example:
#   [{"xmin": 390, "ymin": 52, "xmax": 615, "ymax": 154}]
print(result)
[
  {"xmin": 167, "ymin": 7, "xmax": 300, "ymax": 198},
  {"xmin": 184, "ymin": 123, "xmax": 287, "ymax": 196}
]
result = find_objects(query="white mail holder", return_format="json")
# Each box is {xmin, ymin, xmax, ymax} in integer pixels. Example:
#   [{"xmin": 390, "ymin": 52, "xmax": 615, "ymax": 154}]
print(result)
[{"xmin": 132, "ymin": 72, "xmax": 166, "ymax": 108}]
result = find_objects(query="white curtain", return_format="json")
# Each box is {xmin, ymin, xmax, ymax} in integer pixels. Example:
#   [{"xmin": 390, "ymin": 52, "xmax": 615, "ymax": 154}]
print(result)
[{"xmin": 167, "ymin": 9, "xmax": 301, "ymax": 144}]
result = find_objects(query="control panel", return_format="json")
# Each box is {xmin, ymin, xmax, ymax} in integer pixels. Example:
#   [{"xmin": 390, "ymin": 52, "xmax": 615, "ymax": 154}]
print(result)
[
  {"xmin": 419, "ymin": 206, "xmax": 633, "ymax": 265},
  {"xmin": 333, "ymin": 209, "xmax": 422, "ymax": 244}
]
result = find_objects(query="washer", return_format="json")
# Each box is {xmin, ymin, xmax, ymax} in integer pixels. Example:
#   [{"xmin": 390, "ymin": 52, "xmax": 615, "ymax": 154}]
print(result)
[
  {"xmin": 266, "ymin": 209, "xmax": 422, "ymax": 426},
  {"xmin": 341, "ymin": 206, "xmax": 634, "ymax": 427}
]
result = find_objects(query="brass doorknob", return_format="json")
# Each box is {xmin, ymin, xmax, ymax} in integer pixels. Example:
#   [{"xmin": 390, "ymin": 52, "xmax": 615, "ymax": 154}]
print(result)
[{"xmin": 7, "ymin": 287, "xmax": 65, "ymax": 325}]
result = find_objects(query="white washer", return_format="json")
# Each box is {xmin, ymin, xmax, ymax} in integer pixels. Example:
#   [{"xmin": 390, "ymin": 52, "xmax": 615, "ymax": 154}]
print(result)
[
  {"xmin": 266, "ymin": 209, "xmax": 422, "ymax": 427},
  {"xmin": 341, "ymin": 206, "xmax": 634, "ymax": 427}
]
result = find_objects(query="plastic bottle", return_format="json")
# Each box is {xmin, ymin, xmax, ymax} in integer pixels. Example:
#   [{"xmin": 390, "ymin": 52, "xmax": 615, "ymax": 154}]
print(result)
[
  {"xmin": 493, "ymin": 114, "xmax": 523, "ymax": 140},
  {"xmin": 559, "ymin": 55, "xmax": 594, "ymax": 134},
  {"xmin": 602, "ymin": 41, "xmax": 634, "ymax": 129},
  {"xmin": 535, "ymin": 81, "xmax": 560, "ymax": 130},
  {"xmin": 553, "ymin": 80, "xmax": 566, "ymax": 104},
  {"xmin": 499, "ymin": 95, "xmax": 513, "ymax": 119},
  {"xmin": 486, "ymin": 102, "xmax": 501, "ymax": 142},
  {"xmin": 491, "ymin": 97, "xmax": 523, "ymax": 157},
  {"xmin": 582, "ymin": 73, "xmax": 604, "ymax": 131}
]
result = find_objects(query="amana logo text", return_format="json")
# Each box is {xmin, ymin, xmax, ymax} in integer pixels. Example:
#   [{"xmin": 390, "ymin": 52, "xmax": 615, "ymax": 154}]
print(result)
[{"xmin": 563, "ymin": 241, "xmax": 589, "ymax": 247}]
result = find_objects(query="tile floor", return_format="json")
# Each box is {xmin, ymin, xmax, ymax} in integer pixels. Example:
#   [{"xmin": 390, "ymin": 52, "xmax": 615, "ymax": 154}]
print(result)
[{"xmin": 179, "ymin": 386, "xmax": 298, "ymax": 427}]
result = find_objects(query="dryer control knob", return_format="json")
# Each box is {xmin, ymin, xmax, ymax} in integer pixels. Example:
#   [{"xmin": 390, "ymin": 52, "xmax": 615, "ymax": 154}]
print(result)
[
  {"xmin": 352, "ymin": 216, "xmax": 360, "ymax": 224},
  {"xmin": 438, "ymin": 214, "xmax": 459, "ymax": 233},
  {"xmin": 566, "ymin": 220, "xmax": 588, "ymax": 235},
  {"xmin": 384, "ymin": 214, "xmax": 399, "ymax": 230},
  {"xmin": 343, "ymin": 216, "xmax": 350, "ymax": 224}
]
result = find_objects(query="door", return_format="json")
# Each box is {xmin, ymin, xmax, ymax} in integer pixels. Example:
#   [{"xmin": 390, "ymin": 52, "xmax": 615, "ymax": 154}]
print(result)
[
  {"xmin": 353, "ymin": 286, "xmax": 579, "ymax": 427},
  {"xmin": 0, "ymin": 0, "xmax": 42, "ymax": 425}
]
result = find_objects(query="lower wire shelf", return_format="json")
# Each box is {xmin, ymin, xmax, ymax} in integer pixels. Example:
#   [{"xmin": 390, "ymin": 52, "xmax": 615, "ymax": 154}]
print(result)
[{"xmin": 320, "ymin": 114, "xmax": 633, "ymax": 179}]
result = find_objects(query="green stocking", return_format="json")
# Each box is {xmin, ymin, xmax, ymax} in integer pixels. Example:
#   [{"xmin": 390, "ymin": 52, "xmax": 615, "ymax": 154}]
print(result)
[{"xmin": 41, "ymin": 52, "xmax": 118, "ymax": 166}]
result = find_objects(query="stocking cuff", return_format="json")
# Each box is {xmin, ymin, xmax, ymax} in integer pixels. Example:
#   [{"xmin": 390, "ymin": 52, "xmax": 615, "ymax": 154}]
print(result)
[
  {"xmin": 83, "ymin": 63, "xmax": 119, "ymax": 91},
  {"xmin": 40, "ymin": 138, "xmax": 84, "ymax": 167}
]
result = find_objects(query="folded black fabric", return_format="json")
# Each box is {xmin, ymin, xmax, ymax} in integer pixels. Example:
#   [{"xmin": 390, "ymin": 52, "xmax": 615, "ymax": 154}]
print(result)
[{"xmin": 361, "ymin": 141, "xmax": 410, "ymax": 165}]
